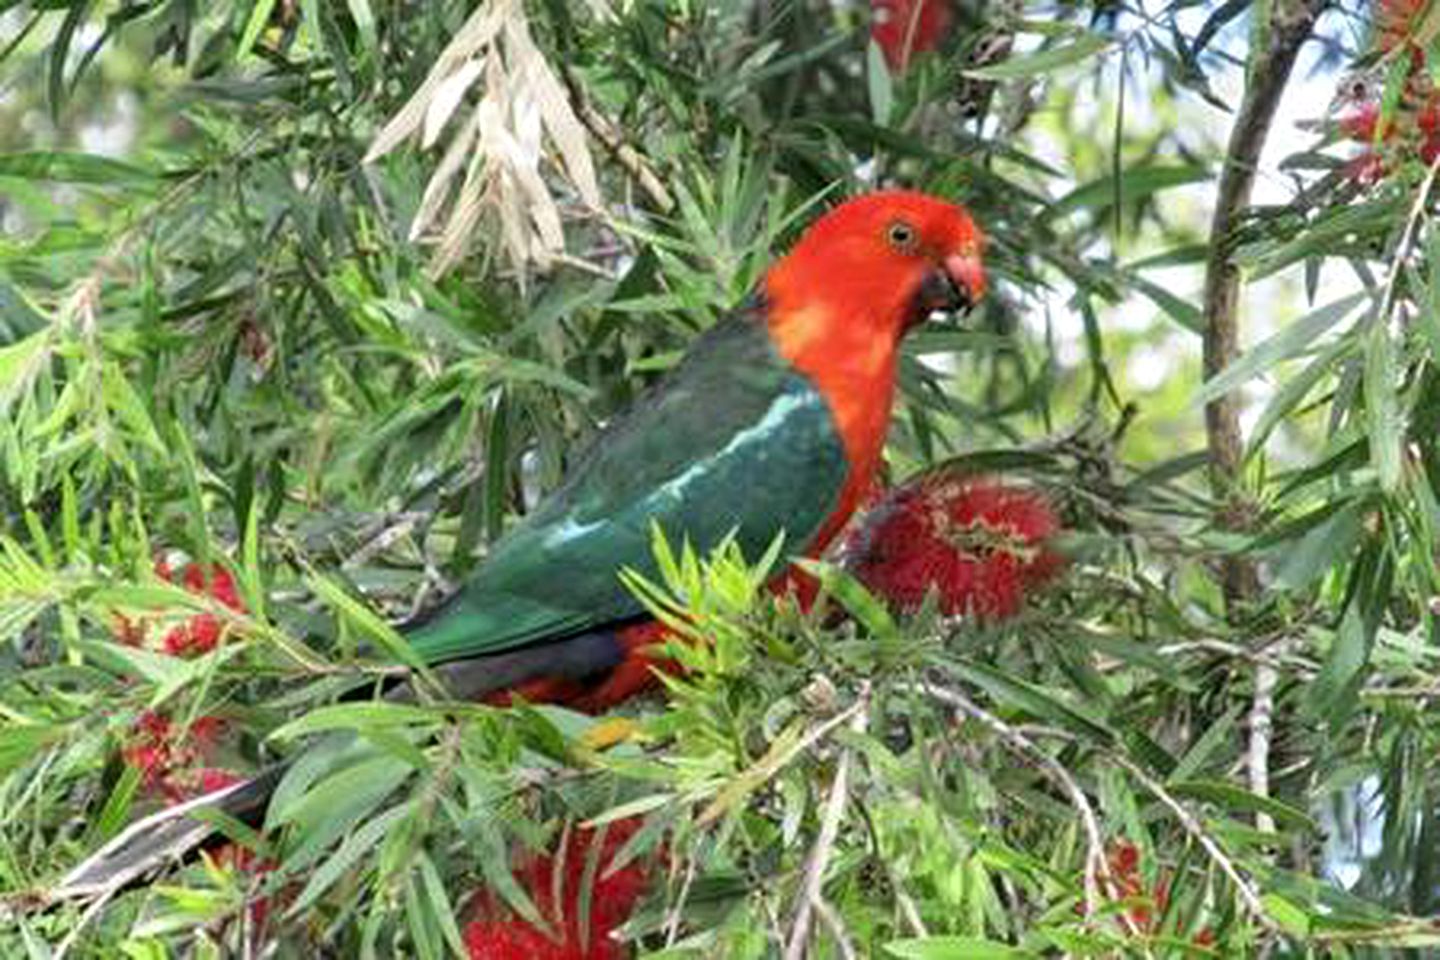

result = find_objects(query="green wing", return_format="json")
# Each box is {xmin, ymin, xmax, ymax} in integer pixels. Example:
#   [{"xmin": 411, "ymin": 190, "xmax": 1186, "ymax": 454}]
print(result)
[{"xmin": 404, "ymin": 306, "xmax": 850, "ymax": 663}]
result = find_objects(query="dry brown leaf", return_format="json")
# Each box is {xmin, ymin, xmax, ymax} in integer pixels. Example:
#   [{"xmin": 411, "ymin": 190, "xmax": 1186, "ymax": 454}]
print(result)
[{"xmin": 365, "ymin": 0, "xmax": 609, "ymax": 279}]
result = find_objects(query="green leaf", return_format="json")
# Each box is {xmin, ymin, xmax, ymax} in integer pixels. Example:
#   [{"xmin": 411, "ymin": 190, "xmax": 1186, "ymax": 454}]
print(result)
[
  {"xmin": 0, "ymin": 723, "xmax": 63, "ymax": 778},
  {"xmin": 269, "ymin": 703, "xmax": 440, "ymax": 742},
  {"xmin": 885, "ymin": 937, "xmax": 1036, "ymax": 959},
  {"xmin": 288, "ymin": 803, "xmax": 412, "ymax": 915},
  {"xmin": 1273, "ymin": 500, "xmax": 1365, "ymax": 591},
  {"xmin": 1246, "ymin": 336, "xmax": 1349, "ymax": 455},
  {"xmin": 1364, "ymin": 312, "xmax": 1402, "ymax": 492},
  {"xmin": 1195, "ymin": 292, "xmax": 1367, "ymax": 406},
  {"xmin": 1168, "ymin": 705, "xmax": 1243, "ymax": 782},
  {"xmin": 414, "ymin": 851, "xmax": 469, "ymax": 959},
  {"xmin": 966, "ymin": 33, "xmax": 1113, "ymax": 79},
  {"xmin": 1130, "ymin": 275, "xmax": 1204, "ymax": 334},
  {"xmin": 1261, "ymin": 893, "xmax": 1312, "ymax": 938},
  {"xmin": 1050, "ymin": 165, "xmax": 1210, "ymax": 219},
  {"xmin": 1167, "ymin": 779, "xmax": 1317, "ymax": 831},
  {"xmin": 0, "ymin": 150, "xmax": 154, "ymax": 185},
  {"xmin": 273, "ymin": 754, "xmax": 414, "ymax": 869},
  {"xmin": 867, "ymin": 39, "xmax": 893, "ymax": 126},
  {"xmin": 796, "ymin": 559, "xmax": 899, "ymax": 642},
  {"xmin": 949, "ymin": 660, "xmax": 1117, "ymax": 744},
  {"xmin": 309, "ymin": 574, "xmax": 428, "ymax": 671}
]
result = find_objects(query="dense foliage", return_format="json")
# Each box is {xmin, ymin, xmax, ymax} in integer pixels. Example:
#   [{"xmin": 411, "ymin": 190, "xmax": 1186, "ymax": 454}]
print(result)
[{"xmin": 3, "ymin": 0, "xmax": 1440, "ymax": 956}]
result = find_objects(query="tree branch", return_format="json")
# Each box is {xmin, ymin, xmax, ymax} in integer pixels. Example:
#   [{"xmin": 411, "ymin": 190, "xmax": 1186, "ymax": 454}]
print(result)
[
  {"xmin": 1202, "ymin": 0, "xmax": 1326, "ymax": 606},
  {"xmin": 1200, "ymin": 0, "xmax": 1327, "ymax": 836},
  {"xmin": 784, "ymin": 684, "xmax": 870, "ymax": 960}
]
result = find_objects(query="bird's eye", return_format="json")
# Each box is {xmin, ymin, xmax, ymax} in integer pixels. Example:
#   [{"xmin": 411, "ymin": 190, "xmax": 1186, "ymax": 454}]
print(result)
[{"xmin": 887, "ymin": 221, "xmax": 918, "ymax": 251}]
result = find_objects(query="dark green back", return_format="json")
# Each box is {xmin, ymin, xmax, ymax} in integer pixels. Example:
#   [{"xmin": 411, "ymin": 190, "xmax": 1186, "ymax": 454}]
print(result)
[{"xmin": 405, "ymin": 305, "xmax": 850, "ymax": 662}]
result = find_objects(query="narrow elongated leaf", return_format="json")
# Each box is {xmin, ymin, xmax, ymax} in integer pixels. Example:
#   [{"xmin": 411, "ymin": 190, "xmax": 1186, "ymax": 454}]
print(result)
[
  {"xmin": 1050, "ymin": 165, "xmax": 1209, "ymax": 218},
  {"xmin": 1168, "ymin": 779, "xmax": 1317, "ymax": 831},
  {"xmin": 949, "ymin": 660, "xmax": 1117, "ymax": 744},
  {"xmin": 1364, "ymin": 313, "xmax": 1402, "ymax": 492},
  {"xmin": 0, "ymin": 151, "xmax": 154, "ymax": 184},
  {"xmin": 886, "ymin": 937, "xmax": 1036, "ymax": 959},
  {"xmin": 966, "ymin": 34, "xmax": 1112, "ymax": 79},
  {"xmin": 1196, "ymin": 292, "xmax": 1367, "ymax": 406}
]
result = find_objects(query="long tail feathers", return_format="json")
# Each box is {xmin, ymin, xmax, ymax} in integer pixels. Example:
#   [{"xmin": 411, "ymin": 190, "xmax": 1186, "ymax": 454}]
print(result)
[
  {"xmin": 50, "ymin": 767, "xmax": 282, "ymax": 902},
  {"xmin": 42, "ymin": 630, "xmax": 629, "ymax": 906}
]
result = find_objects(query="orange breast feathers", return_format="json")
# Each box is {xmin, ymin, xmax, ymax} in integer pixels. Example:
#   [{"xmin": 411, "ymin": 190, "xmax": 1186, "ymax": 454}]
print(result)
[{"xmin": 766, "ymin": 297, "xmax": 899, "ymax": 553}]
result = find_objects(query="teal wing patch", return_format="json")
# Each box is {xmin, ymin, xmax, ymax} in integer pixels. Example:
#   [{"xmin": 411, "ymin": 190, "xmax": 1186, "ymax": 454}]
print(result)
[{"xmin": 405, "ymin": 310, "xmax": 850, "ymax": 663}]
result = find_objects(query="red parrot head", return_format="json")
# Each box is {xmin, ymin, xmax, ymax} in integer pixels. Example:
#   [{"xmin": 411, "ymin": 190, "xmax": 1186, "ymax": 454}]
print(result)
[
  {"xmin": 765, "ymin": 190, "xmax": 986, "ymax": 340},
  {"xmin": 760, "ymin": 192, "xmax": 988, "ymax": 532}
]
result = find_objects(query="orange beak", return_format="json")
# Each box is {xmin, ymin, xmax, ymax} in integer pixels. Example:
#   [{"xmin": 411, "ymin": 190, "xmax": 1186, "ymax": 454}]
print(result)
[{"xmin": 944, "ymin": 252, "xmax": 987, "ymax": 309}]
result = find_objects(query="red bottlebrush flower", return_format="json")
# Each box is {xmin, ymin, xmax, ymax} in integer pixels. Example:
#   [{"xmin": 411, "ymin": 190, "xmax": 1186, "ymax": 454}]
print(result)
[
  {"xmin": 1107, "ymin": 840, "xmax": 1166, "ymax": 930},
  {"xmin": 1346, "ymin": 150, "xmax": 1387, "ymax": 184},
  {"xmin": 465, "ymin": 920, "xmax": 577, "ymax": 960},
  {"xmin": 1418, "ymin": 98, "xmax": 1440, "ymax": 165},
  {"xmin": 178, "ymin": 563, "xmax": 245, "ymax": 611},
  {"xmin": 464, "ymin": 818, "xmax": 652, "ymax": 960},
  {"xmin": 188, "ymin": 714, "xmax": 227, "ymax": 748},
  {"xmin": 1101, "ymin": 840, "xmax": 1213, "ymax": 945},
  {"xmin": 209, "ymin": 842, "xmax": 279, "ymax": 931},
  {"xmin": 123, "ymin": 742, "xmax": 171, "ymax": 788},
  {"xmin": 141, "ymin": 557, "xmax": 247, "ymax": 657},
  {"xmin": 842, "ymin": 472, "xmax": 1064, "ymax": 620},
  {"xmin": 162, "ymin": 612, "xmax": 224, "ymax": 656},
  {"xmin": 194, "ymin": 767, "xmax": 245, "ymax": 793},
  {"xmin": 122, "ymin": 710, "xmax": 235, "ymax": 801},
  {"xmin": 1339, "ymin": 101, "xmax": 1382, "ymax": 142},
  {"xmin": 135, "ymin": 709, "xmax": 173, "ymax": 741},
  {"xmin": 123, "ymin": 710, "xmax": 178, "ymax": 790},
  {"xmin": 871, "ymin": 0, "xmax": 952, "ymax": 72},
  {"xmin": 1418, "ymin": 98, "xmax": 1440, "ymax": 138},
  {"xmin": 1376, "ymin": 0, "xmax": 1427, "ymax": 51}
]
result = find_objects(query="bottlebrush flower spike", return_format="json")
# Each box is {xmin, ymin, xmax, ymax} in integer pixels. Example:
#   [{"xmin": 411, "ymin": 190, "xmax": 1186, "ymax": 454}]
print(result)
[
  {"xmin": 121, "ymin": 710, "xmax": 240, "ymax": 803},
  {"xmin": 871, "ymin": 0, "xmax": 952, "ymax": 73},
  {"xmin": 842, "ymin": 471, "xmax": 1064, "ymax": 620},
  {"xmin": 113, "ymin": 555, "xmax": 247, "ymax": 656},
  {"xmin": 1376, "ymin": 0, "xmax": 1428, "ymax": 51},
  {"xmin": 464, "ymin": 818, "xmax": 652, "ymax": 960},
  {"xmin": 1101, "ymin": 839, "xmax": 1214, "ymax": 944}
]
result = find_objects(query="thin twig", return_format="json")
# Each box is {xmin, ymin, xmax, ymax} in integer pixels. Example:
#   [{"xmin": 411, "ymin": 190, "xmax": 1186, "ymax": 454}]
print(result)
[
  {"xmin": 52, "ymin": 884, "xmax": 119, "ymax": 960},
  {"xmin": 815, "ymin": 898, "xmax": 859, "ymax": 960},
  {"xmin": 783, "ymin": 684, "xmax": 870, "ymax": 960},
  {"xmin": 1199, "ymin": 0, "xmax": 1326, "ymax": 841},
  {"xmin": 1109, "ymin": 753, "xmax": 1277, "ymax": 931},
  {"xmin": 663, "ymin": 854, "xmax": 698, "ymax": 947},
  {"xmin": 912, "ymin": 682, "xmax": 1108, "ymax": 919},
  {"xmin": 557, "ymin": 62, "xmax": 674, "ymax": 213},
  {"xmin": 1248, "ymin": 659, "xmax": 1278, "ymax": 835},
  {"xmin": 1376, "ymin": 149, "xmax": 1440, "ymax": 329}
]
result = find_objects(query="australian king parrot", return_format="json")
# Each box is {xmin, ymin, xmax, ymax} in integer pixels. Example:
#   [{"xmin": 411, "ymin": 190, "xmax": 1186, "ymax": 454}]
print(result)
[
  {"xmin": 54, "ymin": 189, "xmax": 986, "ymax": 897},
  {"xmin": 406, "ymin": 189, "xmax": 988, "ymax": 709}
]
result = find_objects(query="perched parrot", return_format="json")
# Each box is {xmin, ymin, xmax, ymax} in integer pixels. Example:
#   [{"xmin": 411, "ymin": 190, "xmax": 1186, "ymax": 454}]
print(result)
[
  {"xmin": 406, "ymin": 189, "xmax": 987, "ymax": 710},
  {"xmin": 53, "ymin": 190, "xmax": 986, "ymax": 898}
]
